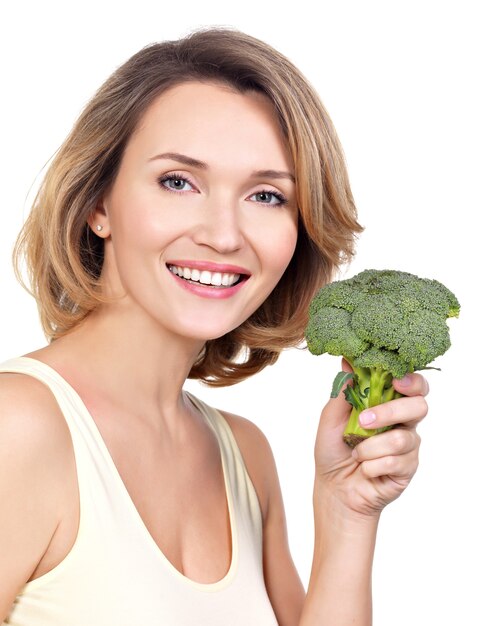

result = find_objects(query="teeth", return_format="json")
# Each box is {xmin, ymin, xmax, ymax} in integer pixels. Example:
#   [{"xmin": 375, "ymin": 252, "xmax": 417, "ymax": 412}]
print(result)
[
  {"xmin": 211, "ymin": 272, "xmax": 222, "ymax": 286},
  {"xmin": 200, "ymin": 270, "xmax": 211, "ymax": 284},
  {"xmin": 168, "ymin": 265, "xmax": 242, "ymax": 287}
]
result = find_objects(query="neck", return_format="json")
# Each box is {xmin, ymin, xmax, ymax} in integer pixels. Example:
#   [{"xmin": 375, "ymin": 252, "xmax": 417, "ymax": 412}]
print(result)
[{"xmin": 41, "ymin": 304, "xmax": 207, "ymax": 434}]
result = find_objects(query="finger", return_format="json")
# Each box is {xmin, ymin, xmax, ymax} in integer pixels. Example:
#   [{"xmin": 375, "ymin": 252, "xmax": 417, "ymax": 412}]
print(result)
[
  {"xmin": 358, "ymin": 395, "xmax": 428, "ymax": 430},
  {"xmin": 392, "ymin": 372, "xmax": 430, "ymax": 397},
  {"xmin": 359, "ymin": 450, "xmax": 419, "ymax": 480},
  {"xmin": 352, "ymin": 427, "xmax": 421, "ymax": 461}
]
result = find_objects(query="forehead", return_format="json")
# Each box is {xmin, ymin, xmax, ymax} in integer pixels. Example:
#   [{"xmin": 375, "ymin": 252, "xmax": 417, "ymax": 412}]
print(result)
[{"xmin": 128, "ymin": 80, "xmax": 293, "ymax": 169}]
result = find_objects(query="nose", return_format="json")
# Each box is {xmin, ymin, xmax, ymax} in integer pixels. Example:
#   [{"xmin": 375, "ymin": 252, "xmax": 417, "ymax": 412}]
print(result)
[{"xmin": 191, "ymin": 201, "xmax": 245, "ymax": 254}]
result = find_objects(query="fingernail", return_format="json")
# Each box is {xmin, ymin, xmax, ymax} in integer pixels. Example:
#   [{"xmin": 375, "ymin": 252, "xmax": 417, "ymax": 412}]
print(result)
[
  {"xmin": 359, "ymin": 410, "xmax": 376, "ymax": 426},
  {"xmin": 396, "ymin": 374, "xmax": 412, "ymax": 387}
]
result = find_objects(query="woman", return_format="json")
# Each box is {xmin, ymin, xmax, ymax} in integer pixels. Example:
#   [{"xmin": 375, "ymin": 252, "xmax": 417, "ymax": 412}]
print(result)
[{"xmin": 0, "ymin": 28, "xmax": 427, "ymax": 625}]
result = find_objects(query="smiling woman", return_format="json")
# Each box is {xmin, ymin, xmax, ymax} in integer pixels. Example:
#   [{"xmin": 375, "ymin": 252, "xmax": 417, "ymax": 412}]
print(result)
[
  {"xmin": 0, "ymin": 26, "xmax": 428, "ymax": 626},
  {"xmin": 12, "ymin": 29, "xmax": 361, "ymax": 386}
]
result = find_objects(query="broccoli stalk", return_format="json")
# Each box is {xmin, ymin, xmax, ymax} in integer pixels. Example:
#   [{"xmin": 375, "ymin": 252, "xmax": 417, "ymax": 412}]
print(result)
[
  {"xmin": 333, "ymin": 364, "xmax": 402, "ymax": 447},
  {"xmin": 306, "ymin": 269, "xmax": 460, "ymax": 448}
]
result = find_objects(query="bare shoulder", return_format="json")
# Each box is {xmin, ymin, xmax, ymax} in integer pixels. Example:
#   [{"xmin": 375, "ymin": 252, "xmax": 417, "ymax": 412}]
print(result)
[
  {"xmin": 0, "ymin": 371, "xmax": 75, "ymax": 504},
  {"xmin": 0, "ymin": 371, "xmax": 73, "ymax": 448},
  {"xmin": 218, "ymin": 409, "xmax": 278, "ymax": 523},
  {"xmin": 0, "ymin": 372, "xmax": 74, "ymax": 615}
]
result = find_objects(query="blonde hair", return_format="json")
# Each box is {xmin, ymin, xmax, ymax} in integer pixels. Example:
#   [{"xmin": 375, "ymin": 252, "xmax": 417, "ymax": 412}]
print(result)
[{"xmin": 13, "ymin": 27, "xmax": 362, "ymax": 385}]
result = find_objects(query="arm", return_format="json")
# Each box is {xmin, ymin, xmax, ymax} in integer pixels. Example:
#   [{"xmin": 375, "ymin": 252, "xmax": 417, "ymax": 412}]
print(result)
[
  {"xmin": 222, "ymin": 369, "xmax": 426, "ymax": 625},
  {"xmin": 0, "ymin": 374, "xmax": 69, "ymax": 620},
  {"xmin": 299, "ymin": 370, "xmax": 427, "ymax": 625},
  {"xmin": 299, "ymin": 486, "xmax": 378, "ymax": 625}
]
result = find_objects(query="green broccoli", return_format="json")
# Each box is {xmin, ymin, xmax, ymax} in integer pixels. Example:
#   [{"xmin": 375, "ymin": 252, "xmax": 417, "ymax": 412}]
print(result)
[{"xmin": 305, "ymin": 269, "xmax": 460, "ymax": 448}]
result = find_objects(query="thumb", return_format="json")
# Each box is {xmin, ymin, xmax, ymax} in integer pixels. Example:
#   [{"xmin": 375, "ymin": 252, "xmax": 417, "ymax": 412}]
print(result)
[
  {"xmin": 318, "ymin": 359, "xmax": 353, "ymax": 432},
  {"xmin": 315, "ymin": 360, "xmax": 358, "ymax": 472},
  {"xmin": 314, "ymin": 364, "xmax": 353, "ymax": 466},
  {"xmin": 319, "ymin": 386, "xmax": 351, "ymax": 433}
]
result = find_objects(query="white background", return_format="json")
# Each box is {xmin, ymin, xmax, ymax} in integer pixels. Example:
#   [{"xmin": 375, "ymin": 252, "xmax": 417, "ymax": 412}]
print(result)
[{"xmin": 1, "ymin": 1, "xmax": 480, "ymax": 624}]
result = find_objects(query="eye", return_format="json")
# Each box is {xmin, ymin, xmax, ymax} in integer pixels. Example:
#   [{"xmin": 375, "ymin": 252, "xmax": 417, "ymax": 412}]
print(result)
[
  {"xmin": 158, "ymin": 173, "xmax": 196, "ymax": 193},
  {"xmin": 249, "ymin": 190, "xmax": 288, "ymax": 206}
]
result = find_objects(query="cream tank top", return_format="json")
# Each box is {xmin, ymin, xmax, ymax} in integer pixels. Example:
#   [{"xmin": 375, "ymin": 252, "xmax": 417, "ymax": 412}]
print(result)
[{"xmin": 1, "ymin": 357, "xmax": 279, "ymax": 626}]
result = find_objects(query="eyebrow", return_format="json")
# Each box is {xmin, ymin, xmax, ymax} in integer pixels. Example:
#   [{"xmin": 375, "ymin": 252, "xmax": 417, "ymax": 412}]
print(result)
[{"xmin": 148, "ymin": 151, "xmax": 295, "ymax": 184}]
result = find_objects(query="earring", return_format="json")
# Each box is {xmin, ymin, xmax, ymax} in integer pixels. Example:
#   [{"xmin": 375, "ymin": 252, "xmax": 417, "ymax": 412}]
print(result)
[{"xmin": 96, "ymin": 224, "xmax": 103, "ymax": 232}]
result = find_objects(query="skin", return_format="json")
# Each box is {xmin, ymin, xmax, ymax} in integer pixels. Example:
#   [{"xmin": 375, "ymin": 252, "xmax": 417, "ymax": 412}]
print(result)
[
  {"xmin": 0, "ymin": 81, "xmax": 428, "ymax": 625},
  {"xmin": 299, "ymin": 368, "xmax": 427, "ymax": 625}
]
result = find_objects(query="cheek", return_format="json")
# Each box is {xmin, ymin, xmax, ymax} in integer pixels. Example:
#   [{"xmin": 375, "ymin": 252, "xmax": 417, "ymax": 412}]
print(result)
[
  {"xmin": 109, "ymin": 187, "xmax": 179, "ymax": 254},
  {"xmin": 263, "ymin": 215, "xmax": 298, "ymax": 275}
]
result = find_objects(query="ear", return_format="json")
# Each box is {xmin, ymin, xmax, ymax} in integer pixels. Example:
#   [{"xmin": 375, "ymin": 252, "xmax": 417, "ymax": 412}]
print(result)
[{"xmin": 87, "ymin": 197, "xmax": 111, "ymax": 238}]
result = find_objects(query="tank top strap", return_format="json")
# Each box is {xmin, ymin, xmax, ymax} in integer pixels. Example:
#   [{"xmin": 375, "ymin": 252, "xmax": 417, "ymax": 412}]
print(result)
[
  {"xmin": 0, "ymin": 355, "xmax": 121, "ymax": 528},
  {"xmin": 185, "ymin": 391, "xmax": 244, "ymax": 465},
  {"xmin": 0, "ymin": 356, "xmax": 98, "ymax": 467},
  {"xmin": 184, "ymin": 391, "xmax": 264, "ymax": 538}
]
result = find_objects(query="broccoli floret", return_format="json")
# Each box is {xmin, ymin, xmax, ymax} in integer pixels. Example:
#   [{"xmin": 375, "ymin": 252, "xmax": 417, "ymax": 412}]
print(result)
[
  {"xmin": 351, "ymin": 295, "xmax": 406, "ymax": 350},
  {"xmin": 306, "ymin": 307, "xmax": 369, "ymax": 358},
  {"xmin": 398, "ymin": 309, "xmax": 452, "ymax": 369},
  {"xmin": 308, "ymin": 280, "xmax": 365, "ymax": 313},
  {"xmin": 305, "ymin": 269, "xmax": 460, "ymax": 448}
]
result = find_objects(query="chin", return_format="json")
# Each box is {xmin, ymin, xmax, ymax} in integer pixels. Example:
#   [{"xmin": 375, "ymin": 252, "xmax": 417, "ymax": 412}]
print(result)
[
  {"xmin": 174, "ymin": 318, "xmax": 243, "ymax": 343},
  {"xmin": 185, "ymin": 326, "xmax": 237, "ymax": 342}
]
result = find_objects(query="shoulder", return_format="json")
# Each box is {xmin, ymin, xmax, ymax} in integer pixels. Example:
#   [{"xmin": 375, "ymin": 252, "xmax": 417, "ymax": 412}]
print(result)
[
  {"xmin": 0, "ymin": 369, "xmax": 74, "ymax": 481},
  {"xmin": 0, "ymin": 372, "xmax": 74, "ymax": 609},
  {"xmin": 0, "ymin": 370, "xmax": 75, "ymax": 490},
  {"xmin": 0, "ymin": 370, "xmax": 71, "ymax": 443},
  {"xmin": 0, "ymin": 372, "xmax": 73, "ymax": 506},
  {"xmin": 218, "ymin": 409, "xmax": 279, "ymax": 523}
]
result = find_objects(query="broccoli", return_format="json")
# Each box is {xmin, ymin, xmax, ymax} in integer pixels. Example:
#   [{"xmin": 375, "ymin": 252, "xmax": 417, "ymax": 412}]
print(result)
[{"xmin": 305, "ymin": 269, "xmax": 460, "ymax": 448}]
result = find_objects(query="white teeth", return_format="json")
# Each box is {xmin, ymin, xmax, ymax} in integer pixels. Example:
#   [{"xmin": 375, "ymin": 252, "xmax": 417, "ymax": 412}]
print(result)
[
  {"xmin": 211, "ymin": 272, "xmax": 222, "ymax": 286},
  {"xmin": 200, "ymin": 270, "xmax": 211, "ymax": 284},
  {"xmin": 168, "ymin": 265, "xmax": 242, "ymax": 287}
]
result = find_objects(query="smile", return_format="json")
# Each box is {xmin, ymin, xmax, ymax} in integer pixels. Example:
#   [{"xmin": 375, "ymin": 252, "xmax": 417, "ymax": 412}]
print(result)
[{"xmin": 167, "ymin": 264, "xmax": 243, "ymax": 288}]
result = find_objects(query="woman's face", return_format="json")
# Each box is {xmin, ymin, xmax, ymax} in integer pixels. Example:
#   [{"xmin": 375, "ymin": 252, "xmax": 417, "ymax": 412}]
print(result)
[{"xmin": 94, "ymin": 81, "xmax": 298, "ymax": 341}]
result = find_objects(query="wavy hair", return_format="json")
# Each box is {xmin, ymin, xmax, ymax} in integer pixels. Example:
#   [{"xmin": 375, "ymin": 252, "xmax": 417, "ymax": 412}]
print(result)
[{"xmin": 13, "ymin": 27, "xmax": 363, "ymax": 385}]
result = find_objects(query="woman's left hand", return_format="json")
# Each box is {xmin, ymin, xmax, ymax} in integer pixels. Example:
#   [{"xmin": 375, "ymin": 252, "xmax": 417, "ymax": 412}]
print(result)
[{"xmin": 314, "ymin": 362, "xmax": 429, "ymax": 518}]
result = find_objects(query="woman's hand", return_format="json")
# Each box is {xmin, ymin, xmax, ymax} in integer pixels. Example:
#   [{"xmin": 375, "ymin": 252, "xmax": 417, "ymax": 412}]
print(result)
[{"xmin": 314, "ymin": 360, "xmax": 428, "ymax": 519}]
